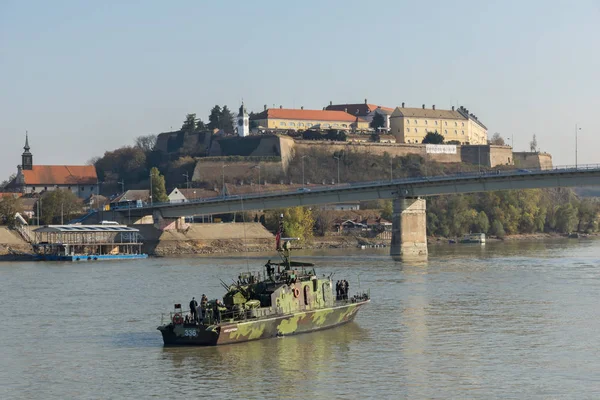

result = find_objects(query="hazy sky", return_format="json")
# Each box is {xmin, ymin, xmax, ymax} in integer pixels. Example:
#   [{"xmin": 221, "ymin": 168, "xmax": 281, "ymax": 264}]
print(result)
[{"xmin": 1, "ymin": 0, "xmax": 599, "ymax": 180}]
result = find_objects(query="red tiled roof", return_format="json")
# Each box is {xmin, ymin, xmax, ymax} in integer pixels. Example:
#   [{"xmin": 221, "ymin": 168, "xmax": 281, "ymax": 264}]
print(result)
[
  {"xmin": 326, "ymin": 103, "xmax": 393, "ymax": 116},
  {"xmin": 252, "ymin": 108, "xmax": 366, "ymax": 123},
  {"xmin": 0, "ymin": 192, "xmax": 22, "ymax": 198},
  {"xmin": 22, "ymin": 165, "xmax": 97, "ymax": 186}
]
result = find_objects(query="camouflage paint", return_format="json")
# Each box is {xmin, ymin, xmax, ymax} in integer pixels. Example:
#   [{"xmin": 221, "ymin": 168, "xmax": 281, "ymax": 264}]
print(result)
[{"xmin": 158, "ymin": 300, "xmax": 369, "ymax": 346}]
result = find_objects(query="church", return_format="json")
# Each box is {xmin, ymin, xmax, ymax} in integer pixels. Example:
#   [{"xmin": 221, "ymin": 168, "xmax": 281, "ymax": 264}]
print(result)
[{"xmin": 9, "ymin": 135, "xmax": 98, "ymax": 199}]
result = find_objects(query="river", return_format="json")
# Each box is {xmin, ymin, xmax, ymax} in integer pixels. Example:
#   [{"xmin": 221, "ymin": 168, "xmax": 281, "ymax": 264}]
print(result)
[{"xmin": 1, "ymin": 238, "xmax": 599, "ymax": 399}]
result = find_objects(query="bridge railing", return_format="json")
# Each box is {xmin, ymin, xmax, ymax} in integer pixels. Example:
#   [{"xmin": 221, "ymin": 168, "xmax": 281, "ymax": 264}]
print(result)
[{"xmin": 125, "ymin": 163, "xmax": 600, "ymax": 211}]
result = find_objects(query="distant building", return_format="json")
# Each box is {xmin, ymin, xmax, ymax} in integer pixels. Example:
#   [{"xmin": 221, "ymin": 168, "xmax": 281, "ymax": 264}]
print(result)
[
  {"xmin": 250, "ymin": 107, "xmax": 369, "ymax": 131},
  {"xmin": 390, "ymin": 104, "xmax": 487, "ymax": 145},
  {"xmin": 326, "ymin": 100, "xmax": 394, "ymax": 132},
  {"xmin": 9, "ymin": 135, "xmax": 98, "ymax": 199},
  {"xmin": 319, "ymin": 203, "xmax": 360, "ymax": 211},
  {"xmin": 167, "ymin": 188, "xmax": 220, "ymax": 203},
  {"xmin": 110, "ymin": 190, "xmax": 149, "ymax": 207}
]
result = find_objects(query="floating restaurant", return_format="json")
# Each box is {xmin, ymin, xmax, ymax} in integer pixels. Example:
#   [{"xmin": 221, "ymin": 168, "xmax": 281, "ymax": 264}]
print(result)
[{"xmin": 32, "ymin": 225, "xmax": 148, "ymax": 261}]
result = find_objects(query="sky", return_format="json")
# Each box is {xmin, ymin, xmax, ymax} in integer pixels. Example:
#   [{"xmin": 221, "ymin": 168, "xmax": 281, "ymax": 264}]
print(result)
[{"xmin": 1, "ymin": 0, "xmax": 599, "ymax": 180}]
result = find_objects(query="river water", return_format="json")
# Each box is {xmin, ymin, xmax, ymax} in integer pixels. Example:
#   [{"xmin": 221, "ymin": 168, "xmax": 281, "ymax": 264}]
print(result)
[{"xmin": 1, "ymin": 239, "xmax": 600, "ymax": 399}]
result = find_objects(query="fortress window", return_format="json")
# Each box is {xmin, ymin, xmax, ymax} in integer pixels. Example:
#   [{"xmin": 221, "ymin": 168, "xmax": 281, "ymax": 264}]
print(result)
[
  {"xmin": 462, "ymin": 122, "xmax": 465, "ymax": 126},
  {"xmin": 455, "ymin": 122, "xmax": 457, "ymax": 126},
  {"xmin": 425, "ymin": 120, "xmax": 428, "ymax": 125},
  {"xmin": 414, "ymin": 120, "xmax": 417, "ymax": 124},
  {"xmin": 407, "ymin": 120, "xmax": 410, "ymax": 124},
  {"xmin": 462, "ymin": 130, "xmax": 465, "ymax": 135},
  {"xmin": 435, "ymin": 121, "xmax": 438, "ymax": 125},
  {"xmin": 406, "ymin": 128, "xmax": 410, "ymax": 132},
  {"xmin": 414, "ymin": 128, "xmax": 417, "ymax": 132},
  {"xmin": 455, "ymin": 130, "xmax": 457, "ymax": 134},
  {"xmin": 444, "ymin": 130, "xmax": 447, "ymax": 134}
]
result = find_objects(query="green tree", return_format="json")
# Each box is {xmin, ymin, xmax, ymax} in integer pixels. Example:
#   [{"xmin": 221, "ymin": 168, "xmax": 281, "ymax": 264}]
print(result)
[
  {"xmin": 370, "ymin": 113, "xmax": 385, "ymax": 131},
  {"xmin": 282, "ymin": 207, "xmax": 314, "ymax": 242},
  {"xmin": 182, "ymin": 113, "xmax": 196, "ymax": 132},
  {"xmin": 208, "ymin": 105, "xmax": 222, "ymax": 130},
  {"xmin": 0, "ymin": 196, "xmax": 23, "ymax": 227},
  {"xmin": 220, "ymin": 106, "xmax": 235, "ymax": 134},
  {"xmin": 196, "ymin": 118, "xmax": 206, "ymax": 131},
  {"xmin": 1, "ymin": 174, "xmax": 16, "ymax": 188},
  {"xmin": 380, "ymin": 200, "xmax": 393, "ymax": 221},
  {"xmin": 422, "ymin": 131, "xmax": 445, "ymax": 144},
  {"xmin": 490, "ymin": 219, "xmax": 505, "ymax": 238},
  {"xmin": 38, "ymin": 190, "xmax": 82, "ymax": 225},
  {"xmin": 555, "ymin": 203, "xmax": 578, "ymax": 233},
  {"xmin": 150, "ymin": 167, "xmax": 169, "ymax": 203}
]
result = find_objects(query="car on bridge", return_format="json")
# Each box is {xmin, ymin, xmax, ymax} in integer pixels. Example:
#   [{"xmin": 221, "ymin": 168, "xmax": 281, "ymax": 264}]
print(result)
[{"xmin": 297, "ymin": 188, "xmax": 311, "ymax": 192}]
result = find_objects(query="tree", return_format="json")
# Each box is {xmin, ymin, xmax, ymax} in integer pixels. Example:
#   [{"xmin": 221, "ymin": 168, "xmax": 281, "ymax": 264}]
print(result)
[
  {"xmin": 490, "ymin": 219, "xmax": 505, "ymax": 238},
  {"xmin": 182, "ymin": 113, "xmax": 197, "ymax": 132},
  {"xmin": 422, "ymin": 131, "xmax": 445, "ymax": 144},
  {"xmin": 313, "ymin": 210, "xmax": 336, "ymax": 236},
  {"xmin": 195, "ymin": 118, "xmax": 206, "ymax": 131},
  {"xmin": 380, "ymin": 200, "xmax": 393, "ymax": 221},
  {"xmin": 282, "ymin": 207, "xmax": 314, "ymax": 242},
  {"xmin": 134, "ymin": 134, "xmax": 157, "ymax": 153},
  {"xmin": 530, "ymin": 134, "xmax": 538, "ymax": 152},
  {"xmin": 208, "ymin": 105, "xmax": 222, "ymax": 131},
  {"xmin": 490, "ymin": 132, "xmax": 505, "ymax": 145},
  {"xmin": 150, "ymin": 167, "xmax": 169, "ymax": 203},
  {"xmin": 0, "ymin": 196, "xmax": 23, "ymax": 227},
  {"xmin": 38, "ymin": 190, "xmax": 82, "ymax": 225},
  {"xmin": 370, "ymin": 113, "xmax": 385, "ymax": 131},
  {"xmin": 0, "ymin": 174, "xmax": 16, "ymax": 188},
  {"xmin": 220, "ymin": 105, "xmax": 235, "ymax": 134}
]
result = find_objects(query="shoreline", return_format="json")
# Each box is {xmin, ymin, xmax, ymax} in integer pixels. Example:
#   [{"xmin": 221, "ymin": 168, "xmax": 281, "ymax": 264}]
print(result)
[{"xmin": 1, "ymin": 232, "xmax": 597, "ymax": 260}]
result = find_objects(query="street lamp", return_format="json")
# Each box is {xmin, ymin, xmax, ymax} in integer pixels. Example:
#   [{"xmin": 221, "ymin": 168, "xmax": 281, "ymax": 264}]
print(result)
[
  {"xmin": 149, "ymin": 170, "xmax": 157, "ymax": 205},
  {"xmin": 252, "ymin": 165, "xmax": 261, "ymax": 192},
  {"xmin": 333, "ymin": 156, "xmax": 340, "ymax": 185},
  {"xmin": 222, "ymin": 163, "xmax": 228, "ymax": 197},
  {"xmin": 575, "ymin": 124, "xmax": 581, "ymax": 168},
  {"xmin": 117, "ymin": 180, "xmax": 125, "ymax": 194},
  {"xmin": 301, "ymin": 155, "xmax": 309, "ymax": 188},
  {"xmin": 182, "ymin": 172, "xmax": 190, "ymax": 189}
]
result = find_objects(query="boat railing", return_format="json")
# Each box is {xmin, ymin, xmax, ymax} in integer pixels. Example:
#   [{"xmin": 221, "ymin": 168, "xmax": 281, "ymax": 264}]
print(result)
[{"xmin": 161, "ymin": 306, "xmax": 254, "ymax": 326}]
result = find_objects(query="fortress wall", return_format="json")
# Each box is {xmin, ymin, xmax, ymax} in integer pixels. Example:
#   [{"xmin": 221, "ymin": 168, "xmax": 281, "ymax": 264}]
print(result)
[{"xmin": 514, "ymin": 152, "xmax": 553, "ymax": 170}]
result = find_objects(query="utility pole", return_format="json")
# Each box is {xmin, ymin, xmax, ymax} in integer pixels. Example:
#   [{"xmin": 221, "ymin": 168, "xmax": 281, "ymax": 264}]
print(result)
[
  {"xmin": 149, "ymin": 171, "xmax": 153, "ymax": 205},
  {"xmin": 575, "ymin": 124, "xmax": 581, "ymax": 168},
  {"xmin": 222, "ymin": 163, "xmax": 228, "ymax": 197},
  {"xmin": 301, "ymin": 155, "xmax": 309, "ymax": 188},
  {"xmin": 334, "ymin": 156, "xmax": 340, "ymax": 185},
  {"xmin": 182, "ymin": 172, "xmax": 189, "ymax": 189},
  {"xmin": 118, "ymin": 180, "xmax": 124, "ymax": 194},
  {"xmin": 252, "ymin": 165, "xmax": 261, "ymax": 193},
  {"xmin": 390, "ymin": 158, "xmax": 393, "ymax": 182}
]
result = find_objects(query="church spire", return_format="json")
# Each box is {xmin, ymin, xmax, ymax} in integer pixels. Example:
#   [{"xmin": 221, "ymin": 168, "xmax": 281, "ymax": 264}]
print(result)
[
  {"xmin": 24, "ymin": 132, "xmax": 30, "ymax": 152},
  {"xmin": 22, "ymin": 132, "xmax": 33, "ymax": 170}
]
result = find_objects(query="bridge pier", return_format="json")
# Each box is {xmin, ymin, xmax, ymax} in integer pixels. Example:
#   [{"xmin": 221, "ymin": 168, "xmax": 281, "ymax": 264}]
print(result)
[
  {"xmin": 390, "ymin": 197, "xmax": 428, "ymax": 259},
  {"xmin": 153, "ymin": 210, "xmax": 189, "ymax": 231}
]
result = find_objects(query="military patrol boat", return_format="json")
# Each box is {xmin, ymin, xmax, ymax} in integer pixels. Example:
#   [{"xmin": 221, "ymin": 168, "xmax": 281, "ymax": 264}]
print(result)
[{"xmin": 157, "ymin": 240, "xmax": 370, "ymax": 346}]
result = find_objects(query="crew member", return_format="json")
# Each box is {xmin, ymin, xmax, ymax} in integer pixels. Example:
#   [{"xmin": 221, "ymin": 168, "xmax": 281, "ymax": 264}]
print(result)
[{"xmin": 189, "ymin": 297, "xmax": 198, "ymax": 321}]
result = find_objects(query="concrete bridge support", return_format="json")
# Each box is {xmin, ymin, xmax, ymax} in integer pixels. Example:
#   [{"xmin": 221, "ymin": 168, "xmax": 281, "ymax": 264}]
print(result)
[
  {"xmin": 390, "ymin": 197, "xmax": 428, "ymax": 258},
  {"xmin": 152, "ymin": 210, "xmax": 189, "ymax": 231}
]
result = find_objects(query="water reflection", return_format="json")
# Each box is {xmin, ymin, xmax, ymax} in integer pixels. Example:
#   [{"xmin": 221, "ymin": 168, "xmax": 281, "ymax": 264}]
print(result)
[{"xmin": 160, "ymin": 322, "xmax": 368, "ymax": 396}]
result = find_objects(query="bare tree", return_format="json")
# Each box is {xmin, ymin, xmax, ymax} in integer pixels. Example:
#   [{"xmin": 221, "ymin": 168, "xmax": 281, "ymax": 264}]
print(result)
[
  {"xmin": 134, "ymin": 135, "xmax": 157, "ymax": 153},
  {"xmin": 489, "ymin": 132, "xmax": 505, "ymax": 145}
]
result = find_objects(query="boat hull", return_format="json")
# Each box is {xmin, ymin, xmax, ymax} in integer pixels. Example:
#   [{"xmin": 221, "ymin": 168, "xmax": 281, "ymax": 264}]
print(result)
[{"xmin": 158, "ymin": 300, "xmax": 369, "ymax": 346}]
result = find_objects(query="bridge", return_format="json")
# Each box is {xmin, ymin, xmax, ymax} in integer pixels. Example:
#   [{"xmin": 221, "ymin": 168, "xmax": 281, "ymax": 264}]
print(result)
[{"xmin": 112, "ymin": 165, "xmax": 600, "ymax": 258}]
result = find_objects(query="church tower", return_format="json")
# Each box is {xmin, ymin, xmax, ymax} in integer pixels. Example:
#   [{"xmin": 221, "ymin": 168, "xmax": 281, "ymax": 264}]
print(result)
[
  {"xmin": 21, "ymin": 133, "xmax": 33, "ymax": 170},
  {"xmin": 237, "ymin": 103, "xmax": 250, "ymax": 137}
]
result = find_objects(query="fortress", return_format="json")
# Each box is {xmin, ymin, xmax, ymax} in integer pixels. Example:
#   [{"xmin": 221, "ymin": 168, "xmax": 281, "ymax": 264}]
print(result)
[{"xmin": 154, "ymin": 131, "xmax": 553, "ymax": 179}]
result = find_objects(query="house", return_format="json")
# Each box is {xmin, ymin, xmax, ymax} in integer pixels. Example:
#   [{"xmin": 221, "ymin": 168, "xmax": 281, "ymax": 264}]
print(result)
[
  {"xmin": 110, "ymin": 190, "xmax": 149, "ymax": 208},
  {"xmin": 167, "ymin": 188, "xmax": 221, "ymax": 203},
  {"xmin": 250, "ymin": 107, "xmax": 369, "ymax": 131},
  {"xmin": 9, "ymin": 135, "xmax": 98, "ymax": 199},
  {"xmin": 325, "ymin": 100, "xmax": 394, "ymax": 131}
]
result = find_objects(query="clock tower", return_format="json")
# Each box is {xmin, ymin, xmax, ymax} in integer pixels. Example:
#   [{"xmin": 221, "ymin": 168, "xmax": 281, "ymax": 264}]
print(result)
[{"xmin": 237, "ymin": 103, "xmax": 250, "ymax": 137}]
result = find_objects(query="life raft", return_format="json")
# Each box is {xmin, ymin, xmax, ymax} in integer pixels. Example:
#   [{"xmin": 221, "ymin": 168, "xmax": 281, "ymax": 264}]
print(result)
[
  {"xmin": 172, "ymin": 313, "xmax": 183, "ymax": 324},
  {"xmin": 293, "ymin": 287, "xmax": 300, "ymax": 298}
]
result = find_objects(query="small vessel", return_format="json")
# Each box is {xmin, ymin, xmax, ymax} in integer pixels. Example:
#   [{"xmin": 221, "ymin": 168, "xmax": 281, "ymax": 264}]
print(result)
[
  {"xmin": 157, "ymin": 239, "xmax": 370, "ymax": 346},
  {"xmin": 459, "ymin": 233, "xmax": 486, "ymax": 244}
]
